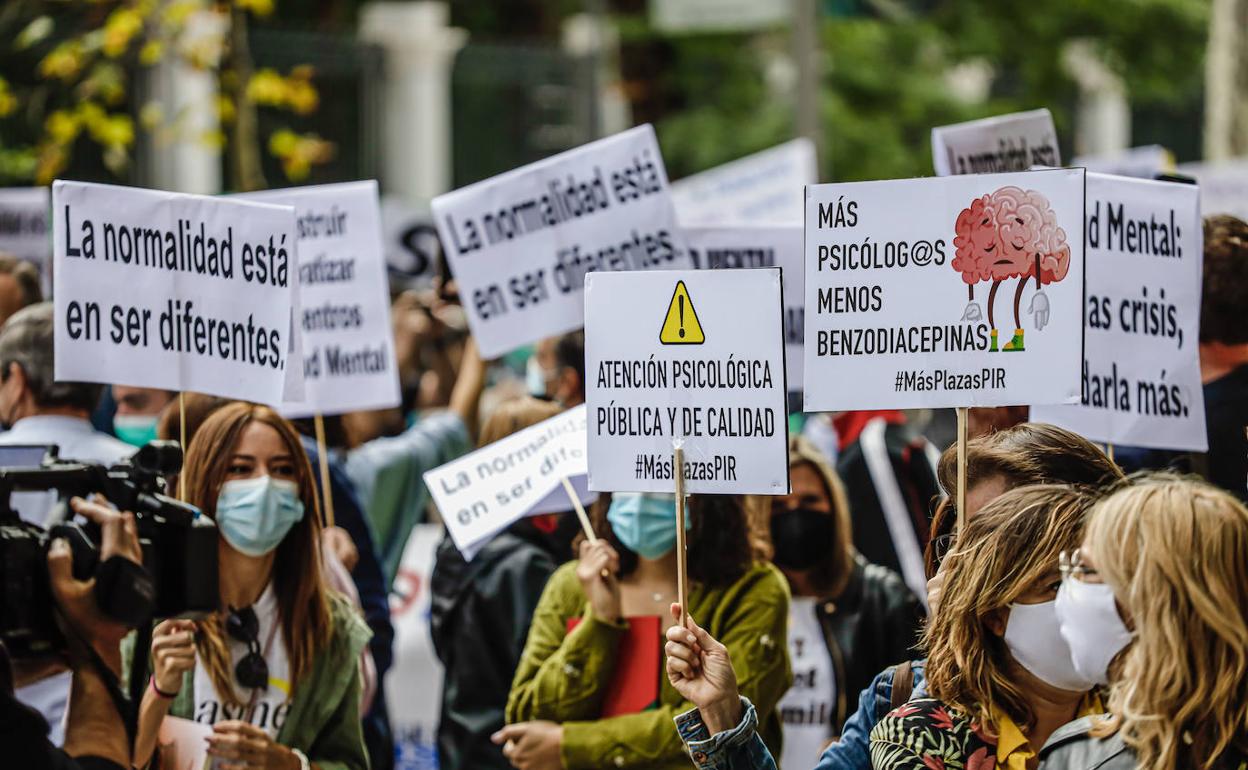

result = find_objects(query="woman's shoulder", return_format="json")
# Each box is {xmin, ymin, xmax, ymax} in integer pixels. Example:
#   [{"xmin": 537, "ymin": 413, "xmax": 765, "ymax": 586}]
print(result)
[
  {"xmin": 724, "ymin": 560, "xmax": 790, "ymax": 599},
  {"xmin": 871, "ymin": 698, "xmax": 993, "ymax": 756},
  {"xmin": 326, "ymin": 591, "xmax": 372, "ymax": 651}
]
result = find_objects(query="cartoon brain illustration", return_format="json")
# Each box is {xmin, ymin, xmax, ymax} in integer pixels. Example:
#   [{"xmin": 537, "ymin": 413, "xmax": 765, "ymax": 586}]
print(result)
[{"xmin": 952, "ymin": 186, "xmax": 1069, "ymax": 351}]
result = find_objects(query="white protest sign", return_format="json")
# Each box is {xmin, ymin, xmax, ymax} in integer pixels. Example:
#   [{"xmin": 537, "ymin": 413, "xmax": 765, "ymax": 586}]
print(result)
[
  {"xmin": 425, "ymin": 404, "xmax": 588, "ymax": 557},
  {"xmin": 686, "ymin": 226, "xmax": 803, "ymax": 394},
  {"xmin": 0, "ymin": 187, "xmax": 50, "ymax": 267},
  {"xmin": 586, "ymin": 268, "xmax": 789, "ymax": 495},
  {"xmin": 932, "ymin": 109, "xmax": 1060, "ymax": 177},
  {"xmin": 238, "ymin": 182, "xmax": 400, "ymax": 417},
  {"xmin": 1031, "ymin": 175, "xmax": 1206, "ymax": 450},
  {"xmin": 1073, "ymin": 145, "xmax": 1173, "ymax": 179},
  {"xmin": 53, "ymin": 180, "xmax": 298, "ymax": 405},
  {"xmin": 671, "ymin": 138, "xmax": 816, "ymax": 225},
  {"xmin": 380, "ymin": 196, "xmax": 439, "ymax": 288},
  {"xmin": 803, "ymin": 169, "xmax": 1086, "ymax": 411},
  {"xmin": 1177, "ymin": 157, "xmax": 1248, "ymax": 222},
  {"xmin": 432, "ymin": 125, "xmax": 690, "ymax": 359}
]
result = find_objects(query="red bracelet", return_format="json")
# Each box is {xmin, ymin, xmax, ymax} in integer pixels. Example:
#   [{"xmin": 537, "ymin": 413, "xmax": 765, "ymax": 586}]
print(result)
[{"xmin": 150, "ymin": 675, "xmax": 179, "ymax": 699}]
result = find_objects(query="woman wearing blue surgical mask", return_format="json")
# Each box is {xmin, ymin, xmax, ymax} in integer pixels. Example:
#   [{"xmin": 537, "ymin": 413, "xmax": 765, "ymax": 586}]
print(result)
[
  {"xmin": 111, "ymin": 385, "xmax": 175, "ymax": 447},
  {"xmin": 132, "ymin": 402, "xmax": 370, "ymax": 770},
  {"xmin": 497, "ymin": 492, "xmax": 791, "ymax": 770}
]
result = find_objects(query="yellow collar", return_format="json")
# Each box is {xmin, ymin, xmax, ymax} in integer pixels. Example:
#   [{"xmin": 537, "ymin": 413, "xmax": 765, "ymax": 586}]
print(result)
[{"xmin": 991, "ymin": 693, "xmax": 1104, "ymax": 770}]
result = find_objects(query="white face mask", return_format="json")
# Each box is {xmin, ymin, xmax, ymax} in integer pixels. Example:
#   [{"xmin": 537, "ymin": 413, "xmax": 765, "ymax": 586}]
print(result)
[
  {"xmin": 1003, "ymin": 599, "xmax": 1096, "ymax": 692},
  {"xmin": 1055, "ymin": 577, "xmax": 1134, "ymax": 685}
]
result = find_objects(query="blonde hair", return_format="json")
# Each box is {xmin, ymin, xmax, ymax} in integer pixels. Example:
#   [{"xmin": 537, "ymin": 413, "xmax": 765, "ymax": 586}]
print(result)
[
  {"xmin": 923, "ymin": 484, "xmax": 1094, "ymax": 734},
  {"xmin": 1087, "ymin": 475, "xmax": 1248, "ymax": 770},
  {"xmin": 477, "ymin": 396, "xmax": 561, "ymax": 447}
]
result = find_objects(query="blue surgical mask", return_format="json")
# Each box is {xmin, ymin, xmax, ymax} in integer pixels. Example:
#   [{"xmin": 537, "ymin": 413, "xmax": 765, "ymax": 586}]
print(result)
[
  {"xmin": 525, "ymin": 356, "xmax": 550, "ymax": 399},
  {"xmin": 215, "ymin": 476, "xmax": 305, "ymax": 557},
  {"xmin": 113, "ymin": 414, "xmax": 159, "ymax": 447},
  {"xmin": 606, "ymin": 492, "xmax": 690, "ymax": 560}
]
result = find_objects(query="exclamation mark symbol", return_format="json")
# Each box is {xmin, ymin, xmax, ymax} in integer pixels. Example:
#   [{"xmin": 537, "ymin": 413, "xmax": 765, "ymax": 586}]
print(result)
[{"xmin": 678, "ymin": 295, "xmax": 685, "ymax": 338}]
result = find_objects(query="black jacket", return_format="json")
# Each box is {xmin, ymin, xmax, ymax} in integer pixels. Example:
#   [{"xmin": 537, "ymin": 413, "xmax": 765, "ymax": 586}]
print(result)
[
  {"xmin": 816, "ymin": 555, "xmax": 925, "ymax": 733},
  {"xmin": 429, "ymin": 527, "xmax": 560, "ymax": 770}
]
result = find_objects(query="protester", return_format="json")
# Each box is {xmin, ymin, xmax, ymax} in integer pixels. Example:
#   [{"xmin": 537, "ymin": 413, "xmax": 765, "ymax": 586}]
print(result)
[
  {"xmin": 1041, "ymin": 475, "xmax": 1248, "ymax": 769},
  {"xmin": 0, "ymin": 302, "xmax": 135, "ymax": 743},
  {"xmin": 831, "ymin": 409, "xmax": 940, "ymax": 601},
  {"xmin": 526, "ymin": 332, "xmax": 586, "ymax": 407},
  {"xmin": 768, "ymin": 436, "xmax": 923, "ymax": 768},
  {"xmin": 345, "ymin": 338, "xmax": 486, "ymax": 581},
  {"xmin": 430, "ymin": 396, "xmax": 581, "ymax": 770},
  {"xmin": 132, "ymin": 403, "xmax": 370, "ymax": 770},
  {"xmin": 1195, "ymin": 215, "xmax": 1248, "ymax": 500},
  {"xmin": 497, "ymin": 492, "xmax": 790, "ymax": 769},
  {"xmin": 110, "ymin": 386, "xmax": 175, "ymax": 447},
  {"xmin": 665, "ymin": 422, "xmax": 1123, "ymax": 770},
  {"xmin": 0, "ymin": 253, "xmax": 42, "ymax": 328}
]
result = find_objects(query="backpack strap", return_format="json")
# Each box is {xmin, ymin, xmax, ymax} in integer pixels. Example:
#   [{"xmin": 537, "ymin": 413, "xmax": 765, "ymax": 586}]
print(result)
[{"xmin": 890, "ymin": 660, "xmax": 915, "ymax": 712}]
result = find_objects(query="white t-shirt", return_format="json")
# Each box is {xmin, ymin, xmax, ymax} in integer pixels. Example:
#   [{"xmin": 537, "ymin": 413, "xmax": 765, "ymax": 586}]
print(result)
[
  {"xmin": 778, "ymin": 597, "xmax": 837, "ymax": 770},
  {"xmin": 193, "ymin": 583, "xmax": 292, "ymax": 738}
]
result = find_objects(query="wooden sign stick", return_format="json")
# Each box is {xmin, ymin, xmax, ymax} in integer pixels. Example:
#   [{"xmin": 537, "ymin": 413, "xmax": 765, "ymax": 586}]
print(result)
[{"xmin": 955, "ymin": 406, "xmax": 969, "ymax": 534}]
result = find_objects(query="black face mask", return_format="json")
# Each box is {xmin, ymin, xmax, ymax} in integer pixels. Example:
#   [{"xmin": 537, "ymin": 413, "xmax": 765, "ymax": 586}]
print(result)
[{"xmin": 770, "ymin": 508, "xmax": 835, "ymax": 572}]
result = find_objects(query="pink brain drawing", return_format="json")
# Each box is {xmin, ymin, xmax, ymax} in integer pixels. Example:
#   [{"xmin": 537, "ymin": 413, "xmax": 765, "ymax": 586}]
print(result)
[{"xmin": 952, "ymin": 186, "xmax": 1070, "ymax": 286}]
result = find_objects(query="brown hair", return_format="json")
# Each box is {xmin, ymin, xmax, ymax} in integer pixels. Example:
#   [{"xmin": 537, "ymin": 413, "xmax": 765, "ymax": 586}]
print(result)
[
  {"xmin": 1088, "ymin": 475, "xmax": 1248, "ymax": 770},
  {"xmin": 778, "ymin": 434, "xmax": 855, "ymax": 597},
  {"xmin": 1200, "ymin": 215, "xmax": 1248, "ymax": 345},
  {"xmin": 182, "ymin": 402, "xmax": 332, "ymax": 708},
  {"xmin": 923, "ymin": 484, "xmax": 1095, "ymax": 735},
  {"xmin": 478, "ymin": 396, "xmax": 562, "ymax": 447},
  {"xmin": 582, "ymin": 492, "xmax": 770, "ymax": 587},
  {"xmin": 0, "ymin": 255, "xmax": 42, "ymax": 308},
  {"xmin": 155, "ymin": 392, "xmax": 231, "ymax": 444},
  {"xmin": 925, "ymin": 422, "xmax": 1124, "ymax": 576}
]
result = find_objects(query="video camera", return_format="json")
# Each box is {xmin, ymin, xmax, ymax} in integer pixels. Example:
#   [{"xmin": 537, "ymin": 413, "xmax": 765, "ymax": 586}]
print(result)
[{"xmin": 0, "ymin": 441, "xmax": 218, "ymax": 659}]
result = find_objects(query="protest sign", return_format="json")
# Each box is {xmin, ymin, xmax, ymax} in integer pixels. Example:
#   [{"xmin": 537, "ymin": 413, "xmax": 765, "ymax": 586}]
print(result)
[
  {"xmin": 425, "ymin": 404, "xmax": 588, "ymax": 557},
  {"xmin": 0, "ymin": 187, "xmax": 50, "ymax": 267},
  {"xmin": 389, "ymin": 524, "xmax": 444, "ymax": 770},
  {"xmin": 585, "ymin": 268, "xmax": 789, "ymax": 494},
  {"xmin": 432, "ymin": 125, "xmax": 690, "ymax": 359},
  {"xmin": 239, "ymin": 182, "xmax": 400, "ymax": 417},
  {"xmin": 1073, "ymin": 145, "xmax": 1173, "ymax": 179},
  {"xmin": 1177, "ymin": 157, "xmax": 1248, "ymax": 222},
  {"xmin": 1031, "ymin": 175, "xmax": 1206, "ymax": 450},
  {"xmin": 686, "ymin": 225, "xmax": 803, "ymax": 394},
  {"xmin": 380, "ymin": 196, "xmax": 439, "ymax": 288},
  {"xmin": 932, "ymin": 109, "xmax": 1060, "ymax": 177},
  {"xmin": 803, "ymin": 168, "xmax": 1086, "ymax": 411},
  {"xmin": 52, "ymin": 180, "xmax": 298, "ymax": 405},
  {"xmin": 671, "ymin": 138, "xmax": 816, "ymax": 225}
]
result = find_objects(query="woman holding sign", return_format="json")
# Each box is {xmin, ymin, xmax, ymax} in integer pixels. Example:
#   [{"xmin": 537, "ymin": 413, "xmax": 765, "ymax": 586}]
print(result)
[
  {"xmin": 497, "ymin": 493, "xmax": 790, "ymax": 770},
  {"xmin": 132, "ymin": 403, "xmax": 370, "ymax": 770}
]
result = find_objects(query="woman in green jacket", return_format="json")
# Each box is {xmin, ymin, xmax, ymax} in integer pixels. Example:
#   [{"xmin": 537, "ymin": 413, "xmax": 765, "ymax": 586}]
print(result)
[
  {"xmin": 133, "ymin": 403, "xmax": 371, "ymax": 770},
  {"xmin": 495, "ymin": 492, "xmax": 791, "ymax": 770}
]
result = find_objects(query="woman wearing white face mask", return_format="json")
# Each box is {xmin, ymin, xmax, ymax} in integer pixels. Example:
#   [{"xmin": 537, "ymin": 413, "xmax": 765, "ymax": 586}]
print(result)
[
  {"xmin": 1040, "ymin": 475, "xmax": 1248, "ymax": 770},
  {"xmin": 870, "ymin": 484, "xmax": 1105, "ymax": 770},
  {"xmin": 132, "ymin": 402, "xmax": 370, "ymax": 770},
  {"xmin": 497, "ymin": 492, "xmax": 790, "ymax": 770}
]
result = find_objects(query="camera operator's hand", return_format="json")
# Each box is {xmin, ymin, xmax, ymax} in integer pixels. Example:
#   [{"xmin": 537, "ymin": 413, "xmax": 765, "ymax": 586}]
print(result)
[
  {"xmin": 208, "ymin": 720, "xmax": 302, "ymax": 769},
  {"xmin": 48, "ymin": 496, "xmax": 143, "ymax": 668},
  {"xmin": 151, "ymin": 619, "xmax": 197, "ymax": 696}
]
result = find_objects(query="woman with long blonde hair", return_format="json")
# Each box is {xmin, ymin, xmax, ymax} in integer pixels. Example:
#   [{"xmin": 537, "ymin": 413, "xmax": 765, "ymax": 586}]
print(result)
[
  {"xmin": 1043, "ymin": 475, "xmax": 1248, "ymax": 770},
  {"xmin": 869, "ymin": 484, "xmax": 1104, "ymax": 770},
  {"xmin": 133, "ymin": 402, "xmax": 370, "ymax": 770}
]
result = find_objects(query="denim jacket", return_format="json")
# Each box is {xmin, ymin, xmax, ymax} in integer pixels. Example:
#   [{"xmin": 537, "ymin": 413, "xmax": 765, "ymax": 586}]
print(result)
[{"xmin": 675, "ymin": 662, "xmax": 927, "ymax": 770}]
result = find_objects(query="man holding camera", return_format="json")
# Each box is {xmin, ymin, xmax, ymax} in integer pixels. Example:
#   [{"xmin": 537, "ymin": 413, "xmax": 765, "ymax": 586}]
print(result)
[{"xmin": 2, "ymin": 495, "xmax": 143, "ymax": 770}]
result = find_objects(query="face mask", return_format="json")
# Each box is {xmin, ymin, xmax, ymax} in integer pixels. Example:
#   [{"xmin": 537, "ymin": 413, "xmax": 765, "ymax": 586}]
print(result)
[
  {"xmin": 215, "ymin": 476, "xmax": 305, "ymax": 557},
  {"xmin": 113, "ymin": 414, "xmax": 159, "ymax": 447},
  {"xmin": 525, "ymin": 357, "xmax": 550, "ymax": 399},
  {"xmin": 607, "ymin": 492, "xmax": 689, "ymax": 560},
  {"xmin": 1055, "ymin": 577, "xmax": 1134, "ymax": 685},
  {"xmin": 1003, "ymin": 599, "xmax": 1095, "ymax": 692},
  {"xmin": 770, "ymin": 508, "xmax": 834, "ymax": 571}
]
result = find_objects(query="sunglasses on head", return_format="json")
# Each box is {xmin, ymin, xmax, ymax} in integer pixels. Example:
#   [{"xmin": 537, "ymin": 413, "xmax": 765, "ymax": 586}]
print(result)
[{"xmin": 225, "ymin": 606, "xmax": 269, "ymax": 691}]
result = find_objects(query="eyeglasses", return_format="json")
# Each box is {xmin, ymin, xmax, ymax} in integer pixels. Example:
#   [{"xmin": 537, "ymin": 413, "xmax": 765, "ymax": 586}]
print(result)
[
  {"xmin": 1059, "ymin": 549, "xmax": 1100, "ymax": 582},
  {"xmin": 224, "ymin": 606, "xmax": 269, "ymax": 691}
]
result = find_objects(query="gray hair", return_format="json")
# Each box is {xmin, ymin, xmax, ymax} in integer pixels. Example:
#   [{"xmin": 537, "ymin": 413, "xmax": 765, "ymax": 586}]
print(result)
[{"xmin": 0, "ymin": 301, "xmax": 102, "ymax": 412}]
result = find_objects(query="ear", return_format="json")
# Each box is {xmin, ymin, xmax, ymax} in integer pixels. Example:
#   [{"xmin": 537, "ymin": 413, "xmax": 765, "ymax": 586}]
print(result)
[
  {"xmin": 984, "ymin": 606, "xmax": 1008, "ymax": 637},
  {"xmin": 556, "ymin": 367, "xmax": 579, "ymax": 404}
]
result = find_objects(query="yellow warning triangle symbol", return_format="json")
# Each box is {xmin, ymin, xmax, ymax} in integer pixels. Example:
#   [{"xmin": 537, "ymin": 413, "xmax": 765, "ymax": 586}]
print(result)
[{"xmin": 659, "ymin": 280, "xmax": 705, "ymax": 345}]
